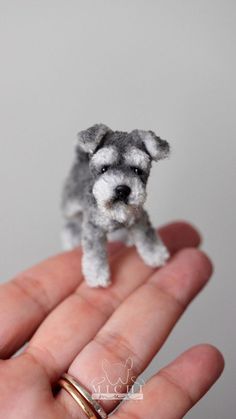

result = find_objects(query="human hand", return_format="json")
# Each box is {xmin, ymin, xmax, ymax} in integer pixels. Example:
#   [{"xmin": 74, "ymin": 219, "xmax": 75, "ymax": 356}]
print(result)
[{"xmin": 0, "ymin": 222, "xmax": 224, "ymax": 418}]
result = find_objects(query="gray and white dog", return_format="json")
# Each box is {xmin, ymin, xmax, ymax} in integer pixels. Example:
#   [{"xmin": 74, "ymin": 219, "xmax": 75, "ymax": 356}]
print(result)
[{"xmin": 62, "ymin": 124, "xmax": 170, "ymax": 287}]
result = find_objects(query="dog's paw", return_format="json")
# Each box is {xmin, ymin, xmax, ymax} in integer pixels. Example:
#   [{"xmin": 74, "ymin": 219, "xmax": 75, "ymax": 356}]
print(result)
[
  {"xmin": 83, "ymin": 259, "xmax": 111, "ymax": 288},
  {"xmin": 155, "ymin": 244, "xmax": 170, "ymax": 266},
  {"xmin": 141, "ymin": 243, "xmax": 170, "ymax": 268},
  {"xmin": 87, "ymin": 275, "xmax": 111, "ymax": 288}
]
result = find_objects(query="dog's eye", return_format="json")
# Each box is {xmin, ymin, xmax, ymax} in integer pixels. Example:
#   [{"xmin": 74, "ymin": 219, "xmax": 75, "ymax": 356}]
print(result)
[
  {"xmin": 101, "ymin": 165, "xmax": 109, "ymax": 174},
  {"xmin": 131, "ymin": 167, "xmax": 143, "ymax": 176}
]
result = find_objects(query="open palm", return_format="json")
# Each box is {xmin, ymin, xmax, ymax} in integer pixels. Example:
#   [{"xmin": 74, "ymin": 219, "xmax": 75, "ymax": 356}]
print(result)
[{"xmin": 0, "ymin": 222, "xmax": 224, "ymax": 418}]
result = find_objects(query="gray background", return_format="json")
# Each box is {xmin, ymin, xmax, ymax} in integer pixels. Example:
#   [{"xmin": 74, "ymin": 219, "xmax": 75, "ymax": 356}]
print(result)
[{"xmin": 0, "ymin": 1, "xmax": 235, "ymax": 417}]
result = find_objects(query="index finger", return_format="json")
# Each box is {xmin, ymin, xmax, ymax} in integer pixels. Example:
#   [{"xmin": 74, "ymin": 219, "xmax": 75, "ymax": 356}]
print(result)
[{"xmin": 0, "ymin": 242, "xmax": 123, "ymax": 359}]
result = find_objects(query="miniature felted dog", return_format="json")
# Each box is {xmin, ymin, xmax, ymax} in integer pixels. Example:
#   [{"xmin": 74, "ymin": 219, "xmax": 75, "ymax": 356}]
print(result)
[{"xmin": 62, "ymin": 124, "xmax": 170, "ymax": 287}]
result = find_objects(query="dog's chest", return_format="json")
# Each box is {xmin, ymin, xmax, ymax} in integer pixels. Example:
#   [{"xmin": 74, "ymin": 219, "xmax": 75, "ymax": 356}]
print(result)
[{"xmin": 93, "ymin": 211, "xmax": 122, "ymax": 232}]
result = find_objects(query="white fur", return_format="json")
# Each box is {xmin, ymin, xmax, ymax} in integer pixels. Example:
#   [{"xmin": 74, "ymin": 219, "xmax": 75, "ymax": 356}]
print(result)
[
  {"xmin": 91, "ymin": 147, "xmax": 118, "ymax": 168},
  {"xmin": 107, "ymin": 203, "xmax": 136, "ymax": 224},
  {"xmin": 125, "ymin": 147, "xmax": 150, "ymax": 170},
  {"xmin": 140, "ymin": 242, "xmax": 170, "ymax": 267},
  {"xmin": 92, "ymin": 171, "xmax": 146, "ymax": 224},
  {"xmin": 131, "ymin": 226, "xmax": 170, "ymax": 267},
  {"xmin": 82, "ymin": 253, "xmax": 111, "ymax": 287}
]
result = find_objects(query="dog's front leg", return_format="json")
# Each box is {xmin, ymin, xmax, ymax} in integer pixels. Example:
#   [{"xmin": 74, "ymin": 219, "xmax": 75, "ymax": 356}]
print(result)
[
  {"xmin": 81, "ymin": 219, "xmax": 110, "ymax": 288},
  {"xmin": 130, "ymin": 210, "xmax": 170, "ymax": 268}
]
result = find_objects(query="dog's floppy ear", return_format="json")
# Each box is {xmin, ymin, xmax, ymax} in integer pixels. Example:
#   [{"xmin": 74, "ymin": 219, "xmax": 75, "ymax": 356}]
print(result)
[
  {"xmin": 77, "ymin": 123, "xmax": 112, "ymax": 154},
  {"xmin": 133, "ymin": 129, "xmax": 170, "ymax": 161}
]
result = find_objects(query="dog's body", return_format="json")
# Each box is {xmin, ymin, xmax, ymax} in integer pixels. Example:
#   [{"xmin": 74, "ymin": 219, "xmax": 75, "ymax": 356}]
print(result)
[{"xmin": 62, "ymin": 124, "xmax": 170, "ymax": 287}]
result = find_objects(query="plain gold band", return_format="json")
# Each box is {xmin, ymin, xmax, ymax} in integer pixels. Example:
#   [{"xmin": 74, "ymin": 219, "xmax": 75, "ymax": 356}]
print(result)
[
  {"xmin": 59, "ymin": 378, "xmax": 98, "ymax": 419},
  {"xmin": 62, "ymin": 374, "xmax": 107, "ymax": 419}
]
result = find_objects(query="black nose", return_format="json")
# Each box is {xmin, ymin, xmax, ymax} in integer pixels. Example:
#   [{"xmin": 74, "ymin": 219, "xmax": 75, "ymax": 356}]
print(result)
[{"xmin": 115, "ymin": 185, "xmax": 131, "ymax": 201}]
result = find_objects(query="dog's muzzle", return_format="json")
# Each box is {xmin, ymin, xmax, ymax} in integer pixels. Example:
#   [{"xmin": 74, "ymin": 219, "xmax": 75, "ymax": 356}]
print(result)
[{"xmin": 92, "ymin": 171, "xmax": 146, "ymax": 223}]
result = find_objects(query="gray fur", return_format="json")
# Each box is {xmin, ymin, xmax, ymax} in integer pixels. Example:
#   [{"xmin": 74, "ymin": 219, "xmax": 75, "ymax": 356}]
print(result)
[{"xmin": 62, "ymin": 124, "xmax": 170, "ymax": 287}]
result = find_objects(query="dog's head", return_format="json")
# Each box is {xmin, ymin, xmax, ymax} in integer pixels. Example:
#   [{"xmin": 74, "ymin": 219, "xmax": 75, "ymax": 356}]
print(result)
[{"xmin": 77, "ymin": 124, "xmax": 170, "ymax": 224}]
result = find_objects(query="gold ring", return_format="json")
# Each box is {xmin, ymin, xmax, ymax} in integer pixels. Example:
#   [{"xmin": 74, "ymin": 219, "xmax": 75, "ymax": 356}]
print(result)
[
  {"xmin": 63, "ymin": 373, "xmax": 107, "ymax": 419},
  {"xmin": 59, "ymin": 379, "xmax": 97, "ymax": 418},
  {"xmin": 58, "ymin": 374, "xmax": 107, "ymax": 419}
]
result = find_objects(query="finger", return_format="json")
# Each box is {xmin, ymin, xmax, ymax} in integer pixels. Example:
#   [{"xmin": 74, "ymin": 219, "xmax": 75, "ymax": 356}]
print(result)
[
  {"xmin": 113, "ymin": 345, "xmax": 224, "ymax": 418},
  {"xmin": 25, "ymin": 222, "xmax": 200, "ymax": 379},
  {"xmin": 0, "ymin": 243, "xmax": 122, "ymax": 359},
  {"xmin": 57, "ymin": 247, "xmax": 212, "ymax": 417}
]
